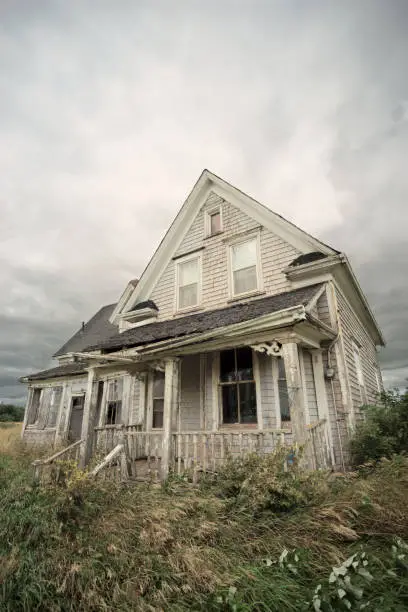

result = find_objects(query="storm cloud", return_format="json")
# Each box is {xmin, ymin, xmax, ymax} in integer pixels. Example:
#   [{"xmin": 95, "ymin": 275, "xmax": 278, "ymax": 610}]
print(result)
[{"xmin": 1, "ymin": 0, "xmax": 407, "ymax": 403}]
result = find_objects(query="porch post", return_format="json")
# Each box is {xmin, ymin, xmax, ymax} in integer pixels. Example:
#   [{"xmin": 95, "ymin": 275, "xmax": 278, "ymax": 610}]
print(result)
[
  {"xmin": 161, "ymin": 357, "xmax": 180, "ymax": 480},
  {"xmin": 281, "ymin": 343, "xmax": 306, "ymax": 446},
  {"xmin": 78, "ymin": 367, "xmax": 97, "ymax": 468}
]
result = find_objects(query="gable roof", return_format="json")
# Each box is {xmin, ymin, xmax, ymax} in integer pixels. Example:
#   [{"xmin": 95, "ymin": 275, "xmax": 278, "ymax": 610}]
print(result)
[
  {"xmin": 87, "ymin": 284, "xmax": 323, "ymax": 353},
  {"xmin": 110, "ymin": 170, "xmax": 339, "ymax": 321},
  {"xmin": 53, "ymin": 303, "xmax": 118, "ymax": 357}
]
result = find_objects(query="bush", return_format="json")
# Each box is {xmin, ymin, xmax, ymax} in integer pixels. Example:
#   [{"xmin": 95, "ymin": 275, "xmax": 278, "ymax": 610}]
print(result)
[
  {"xmin": 350, "ymin": 390, "xmax": 408, "ymax": 466},
  {"xmin": 0, "ymin": 404, "xmax": 25, "ymax": 422},
  {"xmin": 205, "ymin": 447, "xmax": 330, "ymax": 516}
]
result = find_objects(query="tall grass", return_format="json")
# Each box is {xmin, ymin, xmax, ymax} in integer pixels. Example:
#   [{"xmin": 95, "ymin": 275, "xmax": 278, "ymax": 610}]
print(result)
[{"xmin": 1, "ymin": 440, "xmax": 408, "ymax": 611}]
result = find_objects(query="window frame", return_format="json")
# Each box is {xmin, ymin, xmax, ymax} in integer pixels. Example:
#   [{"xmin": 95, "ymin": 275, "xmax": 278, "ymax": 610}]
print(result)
[
  {"xmin": 352, "ymin": 341, "xmax": 366, "ymax": 405},
  {"xmin": 27, "ymin": 388, "xmax": 42, "ymax": 426},
  {"xmin": 46, "ymin": 386, "xmax": 63, "ymax": 429},
  {"xmin": 175, "ymin": 252, "xmax": 202, "ymax": 312},
  {"xmin": 227, "ymin": 233, "xmax": 262, "ymax": 299},
  {"xmin": 219, "ymin": 347, "xmax": 258, "ymax": 426},
  {"xmin": 151, "ymin": 371, "xmax": 165, "ymax": 430},
  {"xmin": 205, "ymin": 205, "xmax": 223, "ymax": 237},
  {"xmin": 104, "ymin": 378, "xmax": 123, "ymax": 426}
]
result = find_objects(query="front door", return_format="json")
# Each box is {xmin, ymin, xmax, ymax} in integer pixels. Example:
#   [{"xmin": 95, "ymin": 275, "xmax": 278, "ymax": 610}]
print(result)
[{"xmin": 68, "ymin": 395, "xmax": 85, "ymax": 441}]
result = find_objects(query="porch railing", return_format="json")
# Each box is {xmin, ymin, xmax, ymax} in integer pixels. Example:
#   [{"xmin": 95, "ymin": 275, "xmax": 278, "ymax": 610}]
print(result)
[{"xmin": 32, "ymin": 438, "xmax": 84, "ymax": 484}]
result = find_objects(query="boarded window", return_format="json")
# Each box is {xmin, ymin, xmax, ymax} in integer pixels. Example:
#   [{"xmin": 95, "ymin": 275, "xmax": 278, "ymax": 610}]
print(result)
[
  {"xmin": 277, "ymin": 357, "xmax": 291, "ymax": 422},
  {"xmin": 105, "ymin": 378, "xmax": 123, "ymax": 425},
  {"xmin": 220, "ymin": 347, "xmax": 257, "ymax": 424},
  {"xmin": 27, "ymin": 388, "xmax": 42, "ymax": 425},
  {"xmin": 152, "ymin": 372, "xmax": 165, "ymax": 429},
  {"xmin": 177, "ymin": 257, "xmax": 200, "ymax": 309},
  {"xmin": 230, "ymin": 238, "xmax": 258, "ymax": 296},
  {"xmin": 47, "ymin": 386, "xmax": 63, "ymax": 428}
]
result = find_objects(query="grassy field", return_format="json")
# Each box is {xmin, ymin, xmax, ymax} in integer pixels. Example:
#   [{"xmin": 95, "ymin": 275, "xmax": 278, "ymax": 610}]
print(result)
[
  {"xmin": 0, "ymin": 438, "xmax": 407, "ymax": 611},
  {"xmin": 0, "ymin": 422, "xmax": 22, "ymax": 452}
]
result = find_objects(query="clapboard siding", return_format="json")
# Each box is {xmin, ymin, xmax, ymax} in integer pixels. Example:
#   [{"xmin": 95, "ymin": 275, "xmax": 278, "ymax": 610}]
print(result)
[
  {"xmin": 258, "ymin": 353, "xmax": 278, "ymax": 429},
  {"xmin": 336, "ymin": 288, "xmax": 381, "ymax": 415},
  {"xmin": 129, "ymin": 377, "xmax": 142, "ymax": 425},
  {"xmin": 316, "ymin": 289, "xmax": 332, "ymax": 327},
  {"xmin": 179, "ymin": 355, "xmax": 201, "ymax": 430},
  {"xmin": 303, "ymin": 350, "xmax": 319, "ymax": 422},
  {"xmin": 149, "ymin": 191, "xmax": 301, "ymax": 320},
  {"xmin": 322, "ymin": 349, "xmax": 349, "ymax": 468}
]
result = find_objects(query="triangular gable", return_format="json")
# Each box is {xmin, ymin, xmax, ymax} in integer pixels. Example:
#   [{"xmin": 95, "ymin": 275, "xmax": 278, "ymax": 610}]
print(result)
[{"xmin": 111, "ymin": 170, "xmax": 338, "ymax": 321}]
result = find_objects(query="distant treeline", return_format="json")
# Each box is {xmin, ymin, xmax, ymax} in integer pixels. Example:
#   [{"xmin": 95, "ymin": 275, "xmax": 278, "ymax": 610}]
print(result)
[{"xmin": 0, "ymin": 404, "xmax": 25, "ymax": 422}]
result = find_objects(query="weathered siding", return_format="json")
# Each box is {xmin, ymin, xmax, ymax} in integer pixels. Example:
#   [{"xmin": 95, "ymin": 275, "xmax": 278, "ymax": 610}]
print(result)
[
  {"xmin": 322, "ymin": 349, "xmax": 349, "ymax": 468},
  {"xmin": 258, "ymin": 352, "xmax": 277, "ymax": 429},
  {"xmin": 129, "ymin": 377, "xmax": 143, "ymax": 425},
  {"xmin": 316, "ymin": 288, "xmax": 333, "ymax": 327},
  {"xmin": 149, "ymin": 191, "xmax": 301, "ymax": 320},
  {"xmin": 179, "ymin": 355, "xmax": 201, "ymax": 430},
  {"xmin": 303, "ymin": 350, "xmax": 319, "ymax": 422},
  {"xmin": 335, "ymin": 288, "xmax": 381, "ymax": 415}
]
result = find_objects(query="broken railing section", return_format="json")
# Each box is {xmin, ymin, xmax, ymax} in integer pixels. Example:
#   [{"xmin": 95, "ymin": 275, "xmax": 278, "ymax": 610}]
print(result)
[{"xmin": 32, "ymin": 438, "xmax": 84, "ymax": 484}]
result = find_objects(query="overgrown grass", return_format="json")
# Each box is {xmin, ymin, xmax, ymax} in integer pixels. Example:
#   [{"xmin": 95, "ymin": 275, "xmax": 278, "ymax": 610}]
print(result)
[{"xmin": 1, "ymin": 441, "xmax": 408, "ymax": 611}]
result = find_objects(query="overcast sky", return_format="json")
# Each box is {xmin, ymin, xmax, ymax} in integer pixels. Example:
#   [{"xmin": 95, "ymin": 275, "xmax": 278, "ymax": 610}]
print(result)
[{"xmin": 1, "ymin": 0, "xmax": 407, "ymax": 404}]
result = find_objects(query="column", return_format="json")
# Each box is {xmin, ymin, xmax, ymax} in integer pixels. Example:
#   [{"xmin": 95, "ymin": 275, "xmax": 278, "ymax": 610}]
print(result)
[
  {"xmin": 281, "ymin": 342, "xmax": 306, "ymax": 446},
  {"xmin": 161, "ymin": 358, "xmax": 180, "ymax": 479},
  {"xmin": 78, "ymin": 367, "xmax": 97, "ymax": 468}
]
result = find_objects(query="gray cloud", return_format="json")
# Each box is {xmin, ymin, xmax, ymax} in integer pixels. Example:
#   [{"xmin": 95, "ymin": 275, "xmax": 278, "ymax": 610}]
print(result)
[{"xmin": 1, "ymin": 0, "xmax": 408, "ymax": 403}]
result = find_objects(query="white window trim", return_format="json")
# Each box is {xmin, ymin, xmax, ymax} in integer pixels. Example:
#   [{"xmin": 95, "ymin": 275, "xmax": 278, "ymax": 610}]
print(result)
[
  {"xmin": 227, "ymin": 231, "xmax": 263, "ymax": 299},
  {"xmin": 174, "ymin": 252, "xmax": 202, "ymax": 313},
  {"xmin": 352, "ymin": 341, "xmax": 366, "ymax": 404},
  {"xmin": 27, "ymin": 388, "xmax": 43, "ymax": 428},
  {"xmin": 205, "ymin": 205, "xmax": 223, "ymax": 237},
  {"xmin": 45, "ymin": 386, "xmax": 63, "ymax": 429}
]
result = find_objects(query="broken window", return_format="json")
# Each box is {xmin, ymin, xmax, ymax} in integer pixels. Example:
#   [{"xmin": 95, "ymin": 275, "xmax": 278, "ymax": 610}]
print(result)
[
  {"xmin": 27, "ymin": 388, "xmax": 42, "ymax": 425},
  {"xmin": 220, "ymin": 347, "xmax": 257, "ymax": 424},
  {"xmin": 277, "ymin": 357, "xmax": 291, "ymax": 422},
  {"xmin": 152, "ymin": 371, "xmax": 165, "ymax": 429},
  {"xmin": 46, "ymin": 386, "xmax": 63, "ymax": 428},
  {"xmin": 105, "ymin": 378, "xmax": 123, "ymax": 425}
]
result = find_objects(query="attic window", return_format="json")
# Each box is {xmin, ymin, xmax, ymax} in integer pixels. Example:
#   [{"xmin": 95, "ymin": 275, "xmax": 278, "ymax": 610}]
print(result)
[
  {"xmin": 206, "ymin": 207, "xmax": 222, "ymax": 236},
  {"xmin": 176, "ymin": 254, "xmax": 201, "ymax": 311}
]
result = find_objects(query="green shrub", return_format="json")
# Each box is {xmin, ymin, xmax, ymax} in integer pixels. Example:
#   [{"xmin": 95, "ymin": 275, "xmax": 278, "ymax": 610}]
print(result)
[
  {"xmin": 205, "ymin": 447, "xmax": 330, "ymax": 516},
  {"xmin": 350, "ymin": 390, "xmax": 408, "ymax": 466}
]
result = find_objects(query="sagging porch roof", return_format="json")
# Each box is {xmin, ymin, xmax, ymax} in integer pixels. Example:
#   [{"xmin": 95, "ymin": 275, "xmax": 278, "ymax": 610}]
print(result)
[
  {"xmin": 20, "ymin": 361, "xmax": 88, "ymax": 383},
  {"xmin": 85, "ymin": 284, "xmax": 324, "ymax": 354}
]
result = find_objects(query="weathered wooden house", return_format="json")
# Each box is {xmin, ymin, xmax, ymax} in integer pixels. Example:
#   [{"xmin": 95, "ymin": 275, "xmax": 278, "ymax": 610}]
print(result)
[{"xmin": 21, "ymin": 170, "xmax": 384, "ymax": 479}]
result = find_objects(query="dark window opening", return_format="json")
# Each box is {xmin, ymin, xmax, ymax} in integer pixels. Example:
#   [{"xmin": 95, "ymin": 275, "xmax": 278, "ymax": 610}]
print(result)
[
  {"xmin": 152, "ymin": 372, "xmax": 165, "ymax": 429},
  {"xmin": 106, "ymin": 401, "xmax": 121, "ymax": 425},
  {"xmin": 277, "ymin": 357, "xmax": 291, "ymax": 422},
  {"xmin": 105, "ymin": 379, "xmax": 123, "ymax": 425},
  {"xmin": 220, "ymin": 348, "xmax": 257, "ymax": 424},
  {"xmin": 27, "ymin": 388, "xmax": 42, "ymax": 425}
]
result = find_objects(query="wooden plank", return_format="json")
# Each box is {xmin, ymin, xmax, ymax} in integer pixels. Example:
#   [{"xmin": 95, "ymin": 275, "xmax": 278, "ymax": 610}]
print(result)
[
  {"xmin": 177, "ymin": 434, "xmax": 182, "ymax": 475},
  {"xmin": 193, "ymin": 434, "xmax": 198, "ymax": 484}
]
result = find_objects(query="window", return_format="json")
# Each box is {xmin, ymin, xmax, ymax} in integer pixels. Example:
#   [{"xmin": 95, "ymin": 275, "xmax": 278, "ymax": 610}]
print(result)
[
  {"xmin": 277, "ymin": 357, "xmax": 291, "ymax": 422},
  {"xmin": 352, "ymin": 343, "xmax": 366, "ymax": 404},
  {"xmin": 176, "ymin": 255, "xmax": 200, "ymax": 310},
  {"xmin": 219, "ymin": 347, "xmax": 257, "ymax": 424},
  {"xmin": 230, "ymin": 237, "xmax": 259, "ymax": 296},
  {"xmin": 205, "ymin": 207, "xmax": 222, "ymax": 236},
  {"xmin": 105, "ymin": 378, "xmax": 123, "ymax": 425},
  {"xmin": 152, "ymin": 372, "xmax": 165, "ymax": 429},
  {"xmin": 46, "ymin": 386, "xmax": 63, "ymax": 428},
  {"xmin": 27, "ymin": 388, "xmax": 42, "ymax": 425}
]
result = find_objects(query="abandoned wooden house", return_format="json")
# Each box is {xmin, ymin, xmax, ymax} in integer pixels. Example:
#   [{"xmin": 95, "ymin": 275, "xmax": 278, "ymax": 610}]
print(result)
[{"xmin": 20, "ymin": 170, "xmax": 385, "ymax": 480}]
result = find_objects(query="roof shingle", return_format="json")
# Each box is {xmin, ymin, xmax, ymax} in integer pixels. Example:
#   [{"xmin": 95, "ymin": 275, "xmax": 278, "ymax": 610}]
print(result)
[
  {"xmin": 87, "ymin": 284, "xmax": 323, "ymax": 353},
  {"xmin": 22, "ymin": 362, "xmax": 88, "ymax": 382}
]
